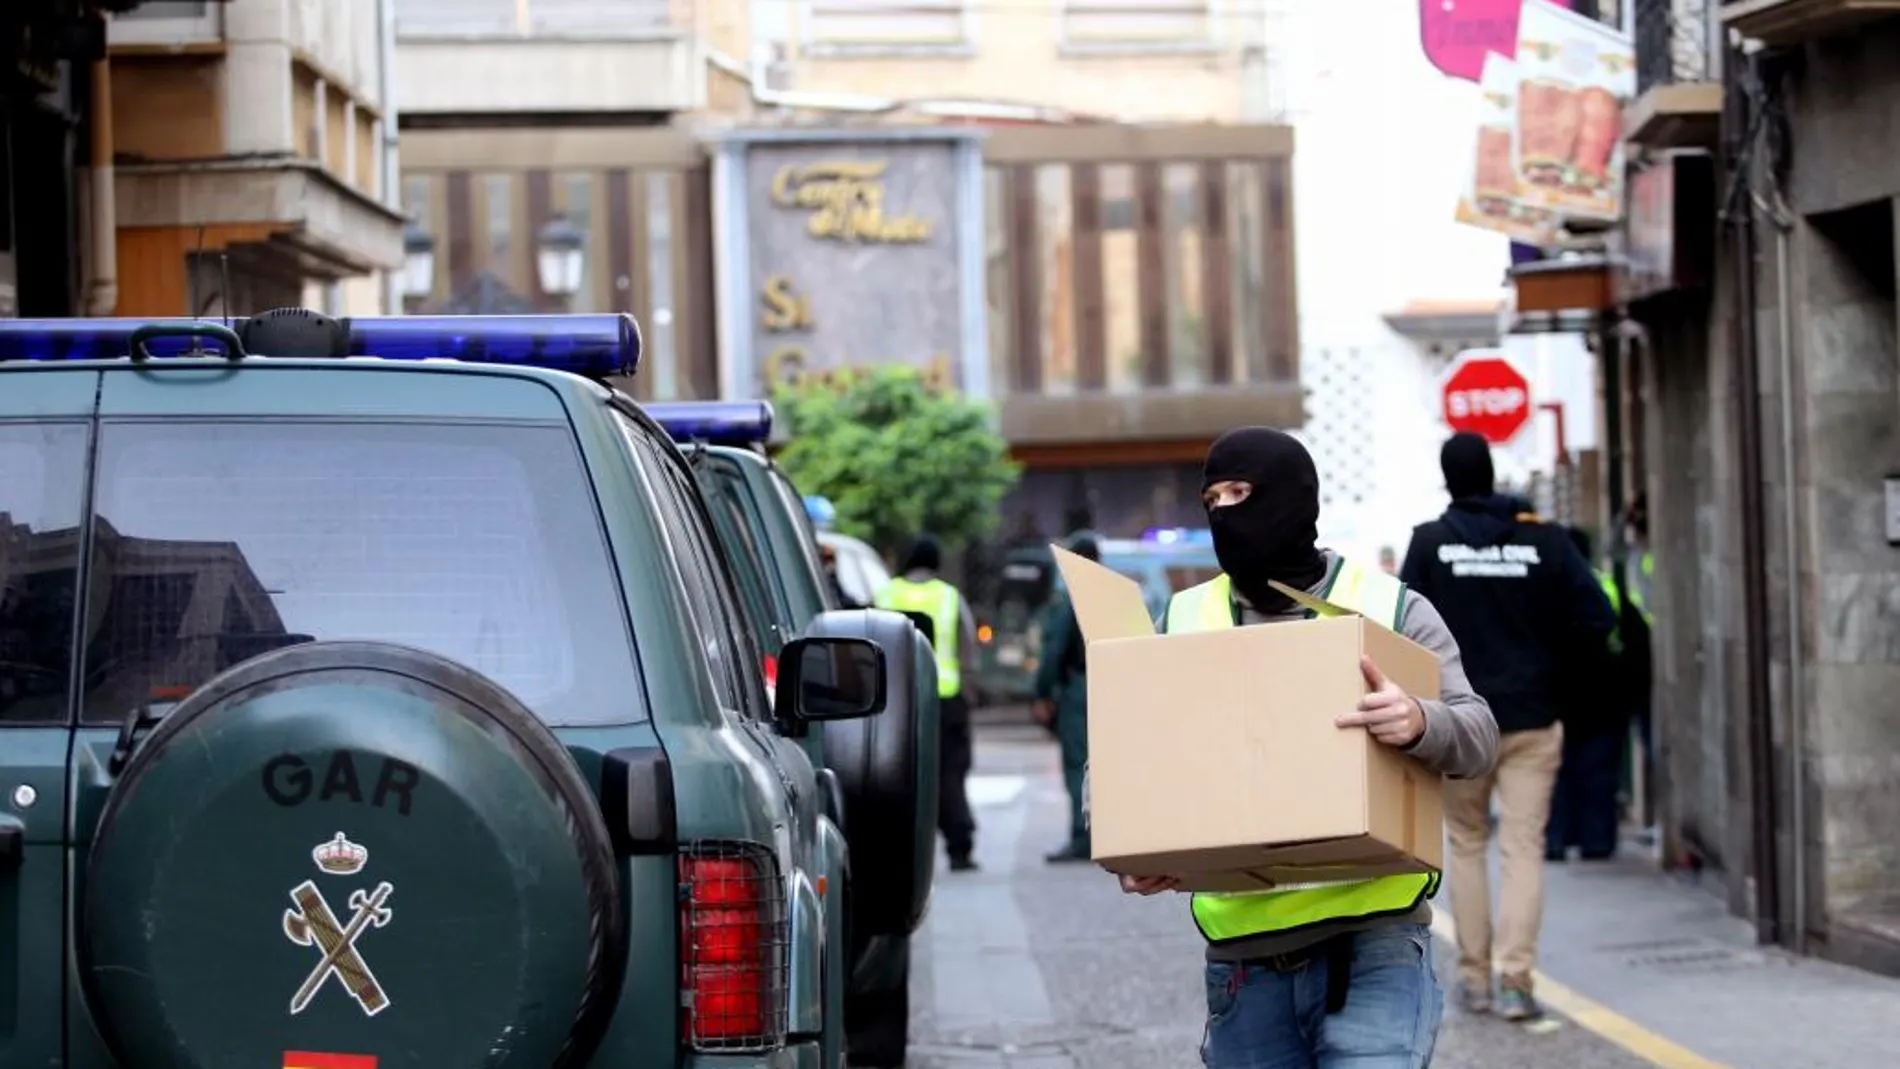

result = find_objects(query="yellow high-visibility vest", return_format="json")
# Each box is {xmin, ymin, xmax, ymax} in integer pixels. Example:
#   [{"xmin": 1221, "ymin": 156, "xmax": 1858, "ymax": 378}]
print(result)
[
  {"xmin": 877, "ymin": 576, "xmax": 962, "ymax": 698},
  {"xmin": 1164, "ymin": 560, "xmax": 1441, "ymax": 946}
]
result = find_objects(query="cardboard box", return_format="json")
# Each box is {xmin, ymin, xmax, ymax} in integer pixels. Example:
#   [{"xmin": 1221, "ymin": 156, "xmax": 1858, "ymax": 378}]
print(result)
[{"xmin": 1052, "ymin": 546, "xmax": 1445, "ymax": 894}]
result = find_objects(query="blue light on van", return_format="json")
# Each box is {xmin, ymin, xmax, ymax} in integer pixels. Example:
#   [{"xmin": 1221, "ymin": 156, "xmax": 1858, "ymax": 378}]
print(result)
[
  {"xmin": 1140, "ymin": 526, "xmax": 1213, "ymax": 546},
  {"xmin": 804, "ymin": 495, "xmax": 837, "ymax": 530},
  {"xmin": 0, "ymin": 314, "xmax": 642, "ymax": 378},
  {"xmin": 647, "ymin": 401, "xmax": 773, "ymax": 445}
]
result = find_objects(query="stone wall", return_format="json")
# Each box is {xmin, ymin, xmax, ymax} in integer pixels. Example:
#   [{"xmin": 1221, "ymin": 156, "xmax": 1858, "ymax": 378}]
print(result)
[{"xmin": 1645, "ymin": 17, "xmax": 1900, "ymax": 964}]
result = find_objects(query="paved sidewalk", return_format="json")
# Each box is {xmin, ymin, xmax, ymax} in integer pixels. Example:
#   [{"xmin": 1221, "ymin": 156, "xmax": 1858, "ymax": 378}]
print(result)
[{"xmin": 1523, "ymin": 851, "xmax": 1900, "ymax": 1069}]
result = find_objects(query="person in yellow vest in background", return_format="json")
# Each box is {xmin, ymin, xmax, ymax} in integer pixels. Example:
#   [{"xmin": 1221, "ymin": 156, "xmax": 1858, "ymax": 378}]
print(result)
[
  {"xmin": 1117, "ymin": 427, "xmax": 1499, "ymax": 1068},
  {"xmin": 1544, "ymin": 525, "xmax": 1632, "ymax": 863},
  {"xmin": 877, "ymin": 533, "xmax": 981, "ymax": 872}
]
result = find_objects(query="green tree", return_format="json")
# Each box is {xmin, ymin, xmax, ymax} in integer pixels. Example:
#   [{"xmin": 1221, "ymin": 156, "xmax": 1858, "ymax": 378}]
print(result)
[{"xmin": 772, "ymin": 365, "xmax": 1021, "ymax": 559}]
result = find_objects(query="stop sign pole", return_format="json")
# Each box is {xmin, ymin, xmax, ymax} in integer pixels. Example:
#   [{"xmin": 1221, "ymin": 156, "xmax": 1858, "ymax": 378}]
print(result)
[{"xmin": 1440, "ymin": 349, "xmax": 1533, "ymax": 445}]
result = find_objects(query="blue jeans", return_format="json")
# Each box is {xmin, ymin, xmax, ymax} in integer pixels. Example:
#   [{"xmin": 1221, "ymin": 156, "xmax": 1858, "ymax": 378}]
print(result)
[{"xmin": 1200, "ymin": 923, "xmax": 1443, "ymax": 1069}]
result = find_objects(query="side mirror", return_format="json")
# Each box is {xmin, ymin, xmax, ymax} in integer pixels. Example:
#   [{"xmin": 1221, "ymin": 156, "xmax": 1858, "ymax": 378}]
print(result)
[{"xmin": 775, "ymin": 635, "xmax": 887, "ymax": 723}]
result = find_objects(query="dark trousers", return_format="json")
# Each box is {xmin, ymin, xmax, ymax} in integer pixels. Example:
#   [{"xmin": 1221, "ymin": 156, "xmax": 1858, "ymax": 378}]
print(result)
[
  {"xmin": 939, "ymin": 693, "xmax": 975, "ymax": 859},
  {"xmin": 1547, "ymin": 725, "xmax": 1622, "ymax": 859},
  {"xmin": 1054, "ymin": 692, "xmax": 1090, "ymax": 849}
]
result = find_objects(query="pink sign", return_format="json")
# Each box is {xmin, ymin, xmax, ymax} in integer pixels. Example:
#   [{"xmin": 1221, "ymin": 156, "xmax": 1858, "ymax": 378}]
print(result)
[{"xmin": 1419, "ymin": 0, "xmax": 1573, "ymax": 83}]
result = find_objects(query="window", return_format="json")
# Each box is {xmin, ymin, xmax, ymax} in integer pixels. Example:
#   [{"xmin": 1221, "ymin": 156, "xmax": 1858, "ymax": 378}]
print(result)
[
  {"xmin": 697, "ymin": 461, "xmax": 793, "ymax": 656},
  {"xmin": 804, "ymin": 0, "xmax": 971, "ymax": 53},
  {"xmin": 110, "ymin": 1, "xmax": 221, "ymax": 46},
  {"xmin": 395, "ymin": 0, "xmax": 519, "ymax": 37},
  {"xmin": 765, "ymin": 467, "xmax": 832, "ymax": 614},
  {"xmin": 81, "ymin": 420, "xmax": 641, "ymax": 727},
  {"xmin": 558, "ymin": 173, "xmax": 597, "ymax": 312},
  {"xmin": 0, "ymin": 423, "xmax": 89, "ymax": 724},
  {"xmin": 529, "ymin": 0, "xmax": 673, "ymax": 35},
  {"xmin": 615, "ymin": 416, "xmax": 771, "ymax": 719},
  {"xmin": 1059, "ymin": 0, "xmax": 1214, "ymax": 51},
  {"xmin": 120, "ymin": 1, "xmax": 208, "ymax": 18},
  {"xmin": 484, "ymin": 173, "xmax": 514, "ymax": 265}
]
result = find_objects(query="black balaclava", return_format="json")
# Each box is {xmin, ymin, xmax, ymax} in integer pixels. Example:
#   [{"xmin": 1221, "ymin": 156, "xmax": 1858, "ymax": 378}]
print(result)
[
  {"xmin": 1202, "ymin": 427, "xmax": 1329, "ymax": 614},
  {"xmin": 1066, "ymin": 531, "xmax": 1102, "ymax": 563},
  {"xmin": 1440, "ymin": 432, "xmax": 1496, "ymax": 501},
  {"xmin": 898, "ymin": 534, "xmax": 942, "ymax": 574}
]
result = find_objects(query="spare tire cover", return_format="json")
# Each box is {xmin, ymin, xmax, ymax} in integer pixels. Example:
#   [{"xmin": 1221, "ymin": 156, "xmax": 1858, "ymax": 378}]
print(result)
[{"xmin": 81, "ymin": 641, "xmax": 624, "ymax": 1069}]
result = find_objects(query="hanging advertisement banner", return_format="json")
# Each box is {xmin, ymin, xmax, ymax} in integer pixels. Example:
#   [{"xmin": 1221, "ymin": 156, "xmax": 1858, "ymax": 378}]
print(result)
[
  {"xmin": 1418, "ymin": 0, "xmax": 1573, "ymax": 84},
  {"xmin": 1454, "ymin": 52, "xmax": 1560, "ymax": 245},
  {"xmin": 1511, "ymin": 0, "xmax": 1636, "ymax": 222}
]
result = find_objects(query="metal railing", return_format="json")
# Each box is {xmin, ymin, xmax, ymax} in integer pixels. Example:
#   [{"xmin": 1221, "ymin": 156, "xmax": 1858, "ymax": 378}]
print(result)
[{"xmin": 1636, "ymin": 0, "xmax": 1716, "ymax": 93}]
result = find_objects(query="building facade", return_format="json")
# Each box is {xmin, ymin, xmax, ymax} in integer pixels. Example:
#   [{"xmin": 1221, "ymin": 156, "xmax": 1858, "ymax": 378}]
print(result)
[
  {"xmin": 3, "ymin": 0, "xmax": 131, "ymax": 317},
  {"xmin": 764, "ymin": 0, "xmax": 1280, "ymax": 124},
  {"xmin": 1619, "ymin": 0, "xmax": 1900, "ymax": 975},
  {"xmin": 756, "ymin": 0, "xmax": 1300, "ymax": 547},
  {"xmin": 104, "ymin": 0, "xmax": 404, "ymax": 317},
  {"xmin": 391, "ymin": 0, "xmax": 747, "ymax": 395},
  {"xmin": 396, "ymin": 0, "xmax": 1302, "ymax": 554}
]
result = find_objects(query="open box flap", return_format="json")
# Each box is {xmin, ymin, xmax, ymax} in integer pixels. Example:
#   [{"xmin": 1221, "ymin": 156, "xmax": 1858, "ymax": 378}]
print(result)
[
  {"xmin": 1050, "ymin": 544, "xmax": 1156, "ymax": 642},
  {"xmin": 1266, "ymin": 578, "xmax": 1359, "ymax": 619}
]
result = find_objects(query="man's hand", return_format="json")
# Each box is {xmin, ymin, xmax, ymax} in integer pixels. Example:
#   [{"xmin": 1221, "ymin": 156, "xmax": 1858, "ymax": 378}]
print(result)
[
  {"xmin": 1119, "ymin": 874, "xmax": 1180, "ymax": 896},
  {"xmin": 1335, "ymin": 655, "xmax": 1426, "ymax": 748},
  {"xmin": 1031, "ymin": 699, "xmax": 1055, "ymax": 726}
]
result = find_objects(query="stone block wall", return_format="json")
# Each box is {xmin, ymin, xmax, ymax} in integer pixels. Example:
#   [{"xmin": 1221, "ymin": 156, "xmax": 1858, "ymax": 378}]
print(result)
[{"xmin": 1645, "ymin": 18, "xmax": 1900, "ymax": 962}]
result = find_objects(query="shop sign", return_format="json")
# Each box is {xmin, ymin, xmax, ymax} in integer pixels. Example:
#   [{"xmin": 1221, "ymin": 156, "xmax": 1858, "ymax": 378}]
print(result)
[{"xmin": 745, "ymin": 139, "xmax": 963, "ymax": 395}]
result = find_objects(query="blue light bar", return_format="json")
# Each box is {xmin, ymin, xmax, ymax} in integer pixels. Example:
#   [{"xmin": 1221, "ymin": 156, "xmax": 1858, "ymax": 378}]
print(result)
[
  {"xmin": 346, "ymin": 315, "xmax": 640, "ymax": 377},
  {"xmin": 647, "ymin": 401, "xmax": 774, "ymax": 446},
  {"xmin": 0, "ymin": 319, "xmax": 240, "ymax": 363},
  {"xmin": 0, "ymin": 313, "xmax": 641, "ymax": 378}
]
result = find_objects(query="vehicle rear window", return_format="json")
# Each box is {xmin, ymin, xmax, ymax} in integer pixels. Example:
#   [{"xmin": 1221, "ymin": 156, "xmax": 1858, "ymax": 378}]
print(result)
[
  {"xmin": 0, "ymin": 422, "xmax": 89, "ymax": 724},
  {"xmin": 698, "ymin": 464, "xmax": 788, "ymax": 654},
  {"xmin": 768, "ymin": 468, "xmax": 829, "ymax": 587},
  {"xmin": 80, "ymin": 420, "xmax": 642, "ymax": 727}
]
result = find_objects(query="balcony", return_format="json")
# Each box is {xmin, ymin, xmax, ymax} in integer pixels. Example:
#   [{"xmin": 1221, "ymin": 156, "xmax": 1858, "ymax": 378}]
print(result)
[
  {"xmin": 1626, "ymin": 0, "xmax": 1722, "ymax": 150},
  {"xmin": 1720, "ymin": 0, "xmax": 1900, "ymax": 46},
  {"xmin": 394, "ymin": 0, "xmax": 702, "ymax": 120}
]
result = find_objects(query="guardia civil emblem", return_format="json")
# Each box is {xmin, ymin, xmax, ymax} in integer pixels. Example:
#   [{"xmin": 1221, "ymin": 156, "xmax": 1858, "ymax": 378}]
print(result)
[{"xmin": 283, "ymin": 832, "xmax": 394, "ymax": 1017}]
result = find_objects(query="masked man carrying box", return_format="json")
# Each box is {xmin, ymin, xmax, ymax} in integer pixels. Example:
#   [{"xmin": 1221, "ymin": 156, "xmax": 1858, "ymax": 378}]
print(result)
[{"xmin": 1116, "ymin": 427, "xmax": 1498, "ymax": 1069}]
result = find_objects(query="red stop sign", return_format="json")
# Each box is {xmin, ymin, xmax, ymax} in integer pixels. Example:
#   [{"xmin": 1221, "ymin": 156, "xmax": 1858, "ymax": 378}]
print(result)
[{"xmin": 1441, "ymin": 352, "xmax": 1532, "ymax": 444}]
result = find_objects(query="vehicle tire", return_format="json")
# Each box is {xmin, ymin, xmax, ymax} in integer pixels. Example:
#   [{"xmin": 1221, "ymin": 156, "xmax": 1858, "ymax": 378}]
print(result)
[
  {"xmin": 812, "ymin": 609, "xmax": 940, "ymax": 938},
  {"xmin": 78, "ymin": 641, "xmax": 625, "ymax": 1069}
]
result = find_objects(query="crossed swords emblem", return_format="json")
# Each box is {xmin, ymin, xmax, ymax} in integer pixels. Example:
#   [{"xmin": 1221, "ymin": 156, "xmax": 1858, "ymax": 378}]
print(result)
[{"xmin": 282, "ymin": 879, "xmax": 395, "ymax": 1016}]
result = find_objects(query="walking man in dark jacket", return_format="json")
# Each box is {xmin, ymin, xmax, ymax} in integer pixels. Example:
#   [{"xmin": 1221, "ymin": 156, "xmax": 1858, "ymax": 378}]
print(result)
[
  {"xmin": 1032, "ymin": 530, "xmax": 1098, "ymax": 863},
  {"xmin": 1399, "ymin": 433, "xmax": 1616, "ymax": 1021}
]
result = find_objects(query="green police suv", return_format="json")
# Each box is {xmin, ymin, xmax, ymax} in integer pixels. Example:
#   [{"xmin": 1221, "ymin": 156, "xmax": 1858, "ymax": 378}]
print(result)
[
  {"xmin": 0, "ymin": 311, "xmax": 915, "ymax": 1069},
  {"xmin": 646, "ymin": 405, "xmax": 937, "ymax": 1069}
]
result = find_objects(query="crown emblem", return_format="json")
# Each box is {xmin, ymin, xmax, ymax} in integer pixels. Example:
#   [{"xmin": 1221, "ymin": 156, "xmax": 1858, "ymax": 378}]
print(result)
[{"xmin": 312, "ymin": 832, "xmax": 368, "ymax": 876}]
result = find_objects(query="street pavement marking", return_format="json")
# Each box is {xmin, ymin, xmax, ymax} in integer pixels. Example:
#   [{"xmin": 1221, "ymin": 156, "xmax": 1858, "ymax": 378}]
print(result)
[{"xmin": 1429, "ymin": 914, "xmax": 1735, "ymax": 1069}]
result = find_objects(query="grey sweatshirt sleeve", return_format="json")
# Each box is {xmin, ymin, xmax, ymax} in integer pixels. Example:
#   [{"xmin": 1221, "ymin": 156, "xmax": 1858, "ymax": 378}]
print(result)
[{"xmin": 1394, "ymin": 590, "xmax": 1499, "ymax": 779}]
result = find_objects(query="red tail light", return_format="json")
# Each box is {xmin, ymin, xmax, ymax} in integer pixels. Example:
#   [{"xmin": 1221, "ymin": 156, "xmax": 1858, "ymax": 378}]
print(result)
[
  {"xmin": 761, "ymin": 654, "xmax": 778, "ymax": 690},
  {"xmin": 679, "ymin": 844, "xmax": 787, "ymax": 1050}
]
